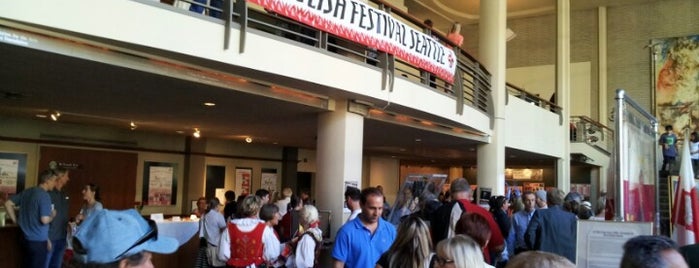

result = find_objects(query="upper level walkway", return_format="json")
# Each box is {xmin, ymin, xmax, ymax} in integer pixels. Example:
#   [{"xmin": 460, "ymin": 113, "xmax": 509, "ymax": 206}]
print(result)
[{"xmin": 0, "ymin": 0, "xmax": 595, "ymax": 166}]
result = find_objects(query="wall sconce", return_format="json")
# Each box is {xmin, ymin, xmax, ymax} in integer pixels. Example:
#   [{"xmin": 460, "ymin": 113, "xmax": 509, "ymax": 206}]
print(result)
[{"xmin": 193, "ymin": 128, "xmax": 201, "ymax": 138}]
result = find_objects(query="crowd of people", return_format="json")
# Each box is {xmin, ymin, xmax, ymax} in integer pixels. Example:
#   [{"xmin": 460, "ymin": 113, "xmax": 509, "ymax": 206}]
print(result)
[
  {"xmin": 2, "ymin": 168, "xmax": 174, "ymax": 268},
  {"xmin": 5, "ymin": 169, "xmax": 696, "ymax": 268},
  {"xmin": 331, "ymin": 178, "xmax": 692, "ymax": 268}
]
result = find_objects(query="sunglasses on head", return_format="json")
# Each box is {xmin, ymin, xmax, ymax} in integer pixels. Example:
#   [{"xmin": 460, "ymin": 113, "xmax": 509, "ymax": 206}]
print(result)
[{"xmin": 73, "ymin": 219, "xmax": 159, "ymax": 260}]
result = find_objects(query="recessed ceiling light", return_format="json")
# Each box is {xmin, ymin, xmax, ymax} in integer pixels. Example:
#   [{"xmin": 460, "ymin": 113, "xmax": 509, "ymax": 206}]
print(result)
[
  {"xmin": 193, "ymin": 128, "xmax": 201, "ymax": 138},
  {"xmin": 129, "ymin": 121, "xmax": 137, "ymax": 130},
  {"xmin": 245, "ymin": 137, "xmax": 253, "ymax": 143},
  {"xmin": 203, "ymin": 102, "xmax": 216, "ymax": 107},
  {"xmin": 50, "ymin": 111, "xmax": 61, "ymax": 121}
]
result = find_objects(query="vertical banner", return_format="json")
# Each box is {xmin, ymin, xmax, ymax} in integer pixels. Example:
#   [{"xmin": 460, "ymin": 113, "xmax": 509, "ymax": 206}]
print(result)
[
  {"xmin": 248, "ymin": 0, "xmax": 457, "ymax": 82},
  {"xmin": 0, "ymin": 152, "xmax": 26, "ymax": 197},
  {"xmin": 623, "ymin": 119, "xmax": 656, "ymax": 222},
  {"xmin": 142, "ymin": 162, "xmax": 177, "ymax": 206},
  {"xmin": 261, "ymin": 168, "xmax": 278, "ymax": 193},
  {"xmin": 236, "ymin": 167, "xmax": 252, "ymax": 196}
]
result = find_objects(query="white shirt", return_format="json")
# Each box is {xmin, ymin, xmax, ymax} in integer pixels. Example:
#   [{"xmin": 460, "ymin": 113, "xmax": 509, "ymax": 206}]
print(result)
[
  {"xmin": 691, "ymin": 141, "xmax": 699, "ymax": 160},
  {"xmin": 286, "ymin": 227, "xmax": 322, "ymax": 268},
  {"xmin": 218, "ymin": 218, "xmax": 281, "ymax": 266},
  {"xmin": 276, "ymin": 197, "xmax": 291, "ymax": 217},
  {"xmin": 347, "ymin": 209, "xmax": 361, "ymax": 223}
]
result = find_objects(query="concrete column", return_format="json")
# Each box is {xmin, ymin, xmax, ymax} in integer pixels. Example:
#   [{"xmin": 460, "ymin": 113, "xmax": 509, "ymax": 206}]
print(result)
[
  {"xmin": 476, "ymin": 0, "xmax": 507, "ymax": 197},
  {"xmin": 281, "ymin": 147, "xmax": 298, "ymax": 192},
  {"xmin": 598, "ymin": 6, "xmax": 608, "ymax": 124},
  {"xmin": 185, "ymin": 136, "xmax": 207, "ymax": 214},
  {"xmin": 368, "ymin": 156, "xmax": 400, "ymax": 208},
  {"xmin": 556, "ymin": 0, "xmax": 571, "ymax": 191},
  {"xmin": 315, "ymin": 99, "xmax": 364, "ymax": 239}
]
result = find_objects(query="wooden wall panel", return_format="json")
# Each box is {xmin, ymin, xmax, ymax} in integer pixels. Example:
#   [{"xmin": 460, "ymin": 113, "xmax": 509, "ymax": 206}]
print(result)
[{"xmin": 39, "ymin": 147, "xmax": 138, "ymax": 218}]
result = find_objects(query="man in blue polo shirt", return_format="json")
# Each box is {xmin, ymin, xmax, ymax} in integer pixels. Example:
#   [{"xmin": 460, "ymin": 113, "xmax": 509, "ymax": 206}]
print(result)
[
  {"xmin": 4, "ymin": 169, "xmax": 58, "ymax": 268},
  {"xmin": 332, "ymin": 187, "xmax": 396, "ymax": 268}
]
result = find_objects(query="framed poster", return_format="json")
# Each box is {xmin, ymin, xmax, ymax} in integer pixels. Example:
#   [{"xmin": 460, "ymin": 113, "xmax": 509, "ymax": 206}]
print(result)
[
  {"xmin": 142, "ymin": 162, "xmax": 178, "ymax": 206},
  {"xmin": 235, "ymin": 167, "xmax": 252, "ymax": 196},
  {"xmin": 0, "ymin": 152, "xmax": 27, "ymax": 198},
  {"xmin": 261, "ymin": 168, "xmax": 278, "ymax": 192},
  {"xmin": 505, "ymin": 168, "xmax": 544, "ymax": 181}
]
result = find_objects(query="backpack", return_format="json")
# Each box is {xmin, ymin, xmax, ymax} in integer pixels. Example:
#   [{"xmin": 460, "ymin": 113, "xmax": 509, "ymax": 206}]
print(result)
[
  {"xmin": 281, "ymin": 229, "xmax": 323, "ymax": 268},
  {"xmin": 430, "ymin": 200, "xmax": 466, "ymax": 246}
]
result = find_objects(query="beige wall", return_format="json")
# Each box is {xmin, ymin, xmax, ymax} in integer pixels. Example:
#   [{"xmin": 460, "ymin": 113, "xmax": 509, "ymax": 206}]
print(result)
[{"xmin": 507, "ymin": 62, "xmax": 592, "ymax": 117}]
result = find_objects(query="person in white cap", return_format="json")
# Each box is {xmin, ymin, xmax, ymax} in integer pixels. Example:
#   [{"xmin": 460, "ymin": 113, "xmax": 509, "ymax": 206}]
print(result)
[
  {"xmin": 534, "ymin": 190, "xmax": 548, "ymax": 209},
  {"xmin": 73, "ymin": 209, "xmax": 179, "ymax": 267}
]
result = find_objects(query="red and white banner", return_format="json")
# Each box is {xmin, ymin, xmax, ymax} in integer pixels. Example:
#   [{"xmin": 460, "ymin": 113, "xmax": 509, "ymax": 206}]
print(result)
[
  {"xmin": 672, "ymin": 130, "xmax": 699, "ymax": 246},
  {"xmin": 248, "ymin": 0, "xmax": 457, "ymax": 83}
]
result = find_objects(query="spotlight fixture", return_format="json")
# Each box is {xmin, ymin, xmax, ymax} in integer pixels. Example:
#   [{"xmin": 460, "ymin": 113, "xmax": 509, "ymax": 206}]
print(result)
[
  {"xmin": 50, "ymin": 111, "xmax": 61, "ymax": 121},
  {"xmin": 129, "ymin": 121, "xmax": 137, "ymax": 130},
  {"xmin": 245, "ymin": 137, "xmax": 253, "ymax": 143},
  {"xmin": 193, "ymin": 128, "xmax": 201, "ymax": 138}
]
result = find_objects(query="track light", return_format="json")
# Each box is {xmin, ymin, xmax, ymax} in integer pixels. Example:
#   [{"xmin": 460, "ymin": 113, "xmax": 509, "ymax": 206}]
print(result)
[
  {"xmin": 50, "ymin": 111, "xmax": 61, "ymax": 121},
  {"xmin": 193, "ymin": 128, "xmax": 201, "ymax": 138},
  {"xmin": 130, "ymin": 121, "xmax": 137, "ymax": 130}
]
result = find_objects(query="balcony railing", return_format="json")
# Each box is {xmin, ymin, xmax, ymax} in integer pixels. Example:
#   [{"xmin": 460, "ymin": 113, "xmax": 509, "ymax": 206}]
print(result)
[
  {"xmin": 159, "ymin": 0, "xmax": 493, "ymax": 116},
  {"xmin": 505, "ymin": 82, "xmax": 561, "ymax": 114},
  {"xmin": 570, "ymin": 116, "xmax": 614, "ymax": 154}
]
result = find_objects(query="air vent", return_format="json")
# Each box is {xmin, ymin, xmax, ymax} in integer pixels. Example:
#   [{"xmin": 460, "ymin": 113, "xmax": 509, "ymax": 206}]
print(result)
[{"xmin": 2, "ymin": 91, "xmax": 27, "ymax": 100}]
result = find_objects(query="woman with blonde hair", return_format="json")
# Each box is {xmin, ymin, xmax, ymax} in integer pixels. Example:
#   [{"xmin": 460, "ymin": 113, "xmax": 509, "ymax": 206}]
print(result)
[
  {"xmin": 376, "ymin": 215, "xmax": 435, "ymax": 268},
  {"xmin": 435, "ymin": 235, "xmax": 486, "ymax": 268},
  {"xmin": 447, "ymin": 22, "xmax": 463, "ymax": 47},
  {"xmin": 218, "ymin": 195, "xmax": 280, "ymax": 267}
]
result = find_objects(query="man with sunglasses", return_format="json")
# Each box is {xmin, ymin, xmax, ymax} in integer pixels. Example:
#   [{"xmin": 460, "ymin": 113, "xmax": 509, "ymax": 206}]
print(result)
[
  {"xmin": 4, "ymin": 169, "xmax": 58, "ymax": 268},
  {"xmin": 72, "ymin": 209, "xmax": 178, "ymax": 267}
]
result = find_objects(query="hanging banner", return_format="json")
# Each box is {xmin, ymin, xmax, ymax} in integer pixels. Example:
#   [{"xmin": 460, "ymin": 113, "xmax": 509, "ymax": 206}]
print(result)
[{"xmin": 249, "ymin": 0, "xmax": 457, "ymax": 83}]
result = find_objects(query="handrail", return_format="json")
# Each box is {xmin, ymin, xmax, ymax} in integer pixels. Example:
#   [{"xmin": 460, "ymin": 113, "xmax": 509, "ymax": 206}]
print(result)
[
  {"xmin": 570, "ymin": 115, "xmax": 614, "ymax": 154},
  {"xmin": 368, "ymin": 0, "xmax": 490, "ymax": 77},
  {"xmin": 505, "ymin": 82, "xmax": 561, "ymax": 114}
]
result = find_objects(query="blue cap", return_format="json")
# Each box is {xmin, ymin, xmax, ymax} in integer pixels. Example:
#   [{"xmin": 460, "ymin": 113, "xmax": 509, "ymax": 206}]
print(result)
[{"xmin": 74, "ymin": 209, "xmax": 178, "ymax": 263}]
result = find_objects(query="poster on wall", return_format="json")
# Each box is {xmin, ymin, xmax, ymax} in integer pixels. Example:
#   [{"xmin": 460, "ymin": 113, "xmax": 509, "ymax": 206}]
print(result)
[
  {"xmin": 261, "ymin": 168, "xmax": 278, "ymax": 193},
  {"xmin": 235, "ymin": 167, "xmax": 252, "ymax": 196},
  {"xmin": 523, "ymin": 182, "xmax": 545, "ymax": 192},
  {"xmin": 653, "ymin": 34, "xmax": 699, "ymax": 130},
  {"xmin": 0, "ymin": 152, "xmax": 27, "ymax": 197},
  {"xmin": 142, "ymin": 162, "xmax": 177, "ymax": 206},
  {"xmin": 505, "ymin": 168, "xmax": 544, "ymax": 180}
]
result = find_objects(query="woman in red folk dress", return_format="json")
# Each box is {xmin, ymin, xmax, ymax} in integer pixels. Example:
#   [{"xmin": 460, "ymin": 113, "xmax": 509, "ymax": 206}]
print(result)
[{"xmin": 218, "ymin": 195, "xmax": 280, "ymax": 268}]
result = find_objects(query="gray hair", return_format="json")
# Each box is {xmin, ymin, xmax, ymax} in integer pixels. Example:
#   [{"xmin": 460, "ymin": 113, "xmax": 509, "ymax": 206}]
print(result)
[{"xmin": 300, "ymin": 204, "xmax": 319, "ymax": 226}]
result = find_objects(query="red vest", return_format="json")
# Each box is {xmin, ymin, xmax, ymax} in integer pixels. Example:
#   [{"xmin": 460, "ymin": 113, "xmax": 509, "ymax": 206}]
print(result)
[{"xmin": 226, "ymin": 222, "xmax": 266, "ymax": 267}]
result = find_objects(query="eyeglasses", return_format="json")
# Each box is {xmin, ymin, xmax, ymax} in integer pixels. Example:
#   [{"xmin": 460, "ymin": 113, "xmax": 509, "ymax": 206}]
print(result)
[
  {"xmin": 436, "ymin": 255, "xmax": 454, "ymax": 266},
  {"xmin": 115, "ymin": 219, "xmax": 159, "ymax": 259}
]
